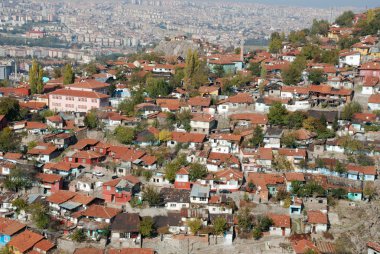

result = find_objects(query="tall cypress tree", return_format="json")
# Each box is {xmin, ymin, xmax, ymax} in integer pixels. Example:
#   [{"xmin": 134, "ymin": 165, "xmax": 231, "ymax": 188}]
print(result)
[
  {"xmin": 29, "ymin": 60, "xmax": 38, "ymax": 94},
  {"xmin": 63, "ymin": 64, "xmax": 75, "ymax": 85}
]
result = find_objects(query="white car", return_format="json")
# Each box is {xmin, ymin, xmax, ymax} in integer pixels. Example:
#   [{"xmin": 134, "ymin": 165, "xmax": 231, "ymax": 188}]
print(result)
[{"xmin": 92, "ymin": 172, "xmax": 104, "ymax": 177}]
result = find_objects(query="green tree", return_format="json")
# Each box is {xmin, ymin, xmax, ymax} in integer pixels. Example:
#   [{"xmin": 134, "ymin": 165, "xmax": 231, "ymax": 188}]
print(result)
[
  {"xmin": 114, "ymin": 126, "xmax": 136, "ymax": 144},
  {"xmin": 29, "ymin": 60, "xmax": 44, "ymax": 94},
  {"xmin": 310, "ymin": 19, "xmax": 330, "ymax": 36},
  {"xmin": 286, "ymin": 111, "xmax": 307, "ymax": 129},
  {"xmin": 282, "ymin": 63, "xmax": 303, "ymax": 85},
  {"xmin": 252, "ymin": 227, "xmax": 262, "ymax": 240},
  {"xmin": 29, "ymin": 202, "xmax": 50, "ymax": 229},
  {"xmin": 341, "ymin": 102, "xmax": 362, "ymax": 120},
  {"xmin": 247, "ymin": 62, "xmax": 261, "ymax": 77},
  {"xmin": 53, "ymin": 67, "xmax": 62, "ymax": 79},
  {"xmin": 269, "ymin": 33, "xmax": 283, "ymax": 54},
  {"xmin": 281, "ymin": 132, "xmax": 297, "ymax": 148},
  {"xmin": 212, "ymin": 217, "xmax": 227, "ymax": 235},
  {"xmin": 12, "ymin": 198, "xmax": 28, "ymax": 213},
  {"xmin": 334, "ymin": 161, "xmax": 346, "ymax": 174},
  {"xmin": 188, "ymin": 219, "xmax": 203, "ymax": 235},
  {"xmin": 189, "ymin": 163, "xmax": 208, "ymax": 181},
  {"xmin": 308, "ymin": 69, "xmax": 326, "ymax": 84},
  {"xmin": 164, "ymin": 155, "xmax": 188, "ymax": 183},
  {"xmin": 143, "ymin": 185, "xmax": 161, "ymax": 206},
  {"xmin": 237, "ymin": 207, "xmax": 253, "ymax": 232},
  {"xmin": 84, "ymin": 62, "xmax": 98, "ymax": 76},
  {"xmin": 268, "ymin": 102, "xmax": 288, "ymax": 126},
  {"xmin": 331, "ymin": 188, "xmax": 347, "ymax": 199},
  {"xmin": 213, "ymin": 65, "xmax": 225, "ymax": 78},
  {"xmin": 63, "ymin": 63, "xmax": 75, "ymax": 85},
  {"xmin": 184, "ymin": 49, "xmax": 208, "ymax": 89},
  {"xmin": 0, "ymin": 127, "xmax": 20, "ymax": 152},
  {"xmin": 0, "ymin": 246, "xmax": 12, "ymax": 254},
  {"xmin": 140, "ymin": 216, "xmax": 154, "ymax": 238},
  {"xmin": 250, "ymin": 125, "xmax": 264, "ymax": 147},
  {"xmin": 146, "ymin": 78, "xmax": 172, "ymax": 98},
  {"xmin": 0, "ymin": 97, "xmax": 21, "ymax": 121},
  {"xmin": 70, "ymin": 229, "xmax": 87, "ymax": 242},
  {"xmin": 258, "ymin": 216, "xmax": 273, "ymax": 232},
  {"xmin": 4, "ymin": 167, "xmax": 34, "ymax": 192},
  {"xmin": 84, "ymin": 111, "xmax": 99, "ymax": 129},
  {"xmin": 335, "ymin": 11, "xmax": 355, "ymax": 27},
  {"xmin": 118, "ymin": 90, "xmax": 145, "ymax": 116}
]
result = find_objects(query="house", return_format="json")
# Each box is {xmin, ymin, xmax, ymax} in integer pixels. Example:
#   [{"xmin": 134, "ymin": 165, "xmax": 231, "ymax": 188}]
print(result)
[
  {"xmin": 264, "ymin": 128, "xmax": 283, "ymax": 148},
  {"xmin": 156, "ymin": 98, "xmax": 181, "ymax": 112},
  {"xmin": 134, "ymin": 127, "xmax": 159, "ymax": 147},
  {"xmin": 339, "ymin": 51, "xmax": 361, "ymax": 67},
  {"xmin": 306, "ymin": 210, "xmax": 328, "ymax": 233},
  {"xmin": 43, "ymin": 132, "xmax": 76, "ymax": 149},
  {"xmin": 160, "ymin": 188, "xmax": 190, "ymax": 211},
  {"xmin": 360, "ymin": 61, "xmax": 380, "ymax": 80},
  {"xmin": 278, "ymin": 148, "xmax": 307, "ymax": 169},
  {"xmin": 230, "ymin": 113, "xmax": 268, "ymax": 131},
  {"xmin": 67, "ymin": 79, "xmax": 110, "ymax": 94},
  {"xmin": 36, "ymin": 173, "xmax": 63, "ymax": 195},
  {"xmin": 78, "ymin": 205, "xmax": 122, "ymax": 239},
  {"xmin": 207, "ymin": 195, "xmax": 233, "ymax": 214},
  {"xmin": 46, "ymin": 190, "xmax": 97, "ymax": 218},
  {"xmin": 367, "ymin": 242, "xmax": 380, "ymax": 254},
  {"xmin": 167, "ymin": 132, "xmax": 206, "ymax": 150},
  {"xmin": 368, "ymin": 94, "xmax": 380, "ymax": 110},
  {"xmin": 246, "ymin": 173, "xmax": 285, "ymax": 202},
  {"xmin": 291, "ymin": 239, "xmax": 319, "ymax": 254},
  {"xmin": 190, "ymin": 184, "xmax": 210, "ymax": 204},
  {"xmin": 27, "ymin": 143, "xmax": 59, "ymax": 163},
  {"xmin": 206, "ymin": 152, "xmax": 240, "ymax": 172},
  {"xmin": 0, "ymin": 159, "xmax": 16, "ymax": 176},
  {"xmin": 280, "ymin": 86, "xmax": 310, "ymax": 99},
  {"xmin": 190, "ymin": 113, "xmax": 217, "ymax": 134},
  {"xmin": 187, "ymin": 96, "xmax": 211, "ymax": 113},
  {"xmin": 65, "ymin": 150, "xmax": 105, "ymax": 165},
  {"xmin": 33, "ymin": 239, "xmax": 55, "ymax": 254},
  {"xmin": 45, "ymin": 115, "xmax": 64, "ymax": 129},
  {"xmin": 43, "ymin": 162, "xmax": 84, "ymax": 179},
  {"xmin": 103, "ymin": 175, "xmax": 141, "ymax": 204},
  {"xmin": 362, "ymin": 77, "xmax": 380, "ymax": 95},
  {"xmin": 174, "ymin": 167, "xmax": 191, "ymax": 190},
  {"xmin": 110, "ymin": 213, "xmax": 141, "ymax": 246},
  {"xmin": 69, "ymin": 172, "xmax": 99, "ymax": 193},
  {"xmin": 347, "ymin": 188, "xmax": 363, "ymax": 201},
  {"xmin": 199, "ymin": 85, "xmax": 220, "ymax": 97},
  {"xmin": 48, "ymin": 88, "xmax": 109, "ymax": 113},
  {"xmin": 289, "ymin": 197, "xmax": 303, "ymax": 215},
  {"xmin": 346, "ymin": 164, "xmax": 377, "ymax": 181},
  {"xmin": 25, "ymin": 121, "xmax": 48, "ymax": 135},
  {"xmin": 255, "ymin": 147, "xmax": 273, "ymax": 169},
  {"xmin": 210, "ymin": 133, "xmax": 242, "ymax": 154},
  {"xmin": 207, "ymin": 53, "xmax": 243, "ymax": 74},
  {"xmin": 217, "ymin": 93, "xmax": 254, "ymax": 114},
  {"xmin": 268, "ymin": 214, "xmax": 291, "ymax": 236},
  {"xmin": 214, "ymin": 168, "xmax": 244, "ymax": 192},
  {"xmin": 108, "ymin": 248, "xmax": 154, "ymax": 254},
  {"xmin": 0, "ymin": 218, "xmax": 26, "ymax": 246},
  {"xmin": 284, "ymin": 172, "xmax": 305, "ymax": 192},
  {"xmin": 153, "ymin": 213, "xmax": 187, "ymax": 234},
  {"xmin": 8, "ymin": 230, "xmax": 54, "ymax": 254},
  {"xmin": 74, "ymin": 248, "xmax": 104, "ymax": 254}
]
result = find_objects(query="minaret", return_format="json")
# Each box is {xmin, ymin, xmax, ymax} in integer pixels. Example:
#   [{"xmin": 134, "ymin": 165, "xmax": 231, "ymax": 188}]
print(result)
[{"xmin": 240, "ymin": 39, "xmax": 244, "ymax": 62}]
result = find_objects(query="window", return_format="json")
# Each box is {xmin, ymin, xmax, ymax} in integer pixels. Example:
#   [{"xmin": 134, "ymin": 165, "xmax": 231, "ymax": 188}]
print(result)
[
  {"xmin": 170, "ymin": 204, "xmax": 176, "ymax": 207},
  {"xmin": 192, "ymin": 197, "xmax": 196, "ymax": 201},
  {"xmin": 107, "ymin": 186, "xmax": 111, "ymax": 191},
  {"xmin": 91, "ymin": 99, "xmax": 97, "ymax": 103},
  {"xmin": 82, "ymin": 159, "xmax": 86, "ymax": 163},
  {"xmin": 199, "ymin": 197, "xmax": 206, "ymax": 201}
]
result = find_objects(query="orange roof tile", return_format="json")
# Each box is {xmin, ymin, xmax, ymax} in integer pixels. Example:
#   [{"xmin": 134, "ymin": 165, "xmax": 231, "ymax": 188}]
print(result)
[
  {"xmin": 8, "ymin": 230, "xmax": 44, "ymax": 253},
  {"xmin": 346, "ymin": 164, "xmax": 377, "ymax": 175},
  {"xmin": 36, "ymin": 173, "xmax": 62, "ymax": 183},
  {"xmin": 49, "ymin": 88, "xmax": 109, "ymax": 99},
  {"xmin": 369, "ymin": 94, "xmax": 380, "ymax": 104},
  {"xmin": 33, "ymin": 239, "xmax": 55, "ymax": 252},
  {"xmin": 81, "ymin": 205, "xmax": 121, "ymax": 219},
  {"xmin": 269, "ymin": 214, "xmax": 291, "ymax": 228},
  {"xmin": 171, "ymin": 132, "xmax": 206, "ymax": 143},
  {"xmin": 0, "ymin": 218, "xmax": 26, "ymax": 236},
  {"xmin": 188, "ymin": 96, "xmax": 211, "ymax": 107},
  {"xmin": 278, "ymin": 148, "xmax": 307, "ymax": 157},
  {"xmin": 307, "ymin": 210, "xmax": 328, "ymax": 225},
  {"xmin": 108, "ymin": 248, "xmax": 154, "ymax": 254},
  {"xmin": 230, "ymin": 113, "xmax": 268, "ymax": 125},
  {"xmin": 74, "ymin": 248, "xmax": 104, "ymax": 254},
  {"xmin": 210, "ymin": 133, "xmax": 242, "ymax": 142}
]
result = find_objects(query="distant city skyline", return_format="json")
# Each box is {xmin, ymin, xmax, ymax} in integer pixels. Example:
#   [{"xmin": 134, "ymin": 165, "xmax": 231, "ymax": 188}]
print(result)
[{"xmin": 239, "ymin": 0, "xmax": 379, "ymax": 9}]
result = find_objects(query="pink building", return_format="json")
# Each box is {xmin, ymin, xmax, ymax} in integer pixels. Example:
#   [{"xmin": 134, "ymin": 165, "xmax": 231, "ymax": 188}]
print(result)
[
  {"xmin": 48, "ymin": 88, "xmax": 109, "ymax": 113},
  {"xmin": 360, "ymin": 61, "xmax": 380, "ymax": 79}
]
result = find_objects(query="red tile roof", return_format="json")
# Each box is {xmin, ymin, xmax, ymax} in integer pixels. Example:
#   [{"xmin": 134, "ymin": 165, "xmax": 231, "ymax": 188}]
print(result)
[
  {"xmin": 8, "ymin": 230, "xmax": 44, "ymax": 253},
  {"xmin": 307, "ymin": 210, "xmax": 328, "ymax": 225},
  {"xmin": 36, "ymin": 173, "xmax": 62, "ymax": 183},
  {"xmin": 74, "ymin": 248, "xmax": 104, "ymax": 254},
  {"xmin": 292, "ymin": 239, "xmax": 320, "ymax": 254},
  {"xmin": 171, "ymin": 132, "xmax": 206, "ymax": 143},
  {"xmin": 108, "ymin": 248, "xmax": 155, "ymax": 254},
  {"xmin": 225, "ymin": 93, "xmax": 254, "ymax": 104},
  {"xmin": 46, "ymin": 190, "xmax": 77, "ymax": 204},
  {"xmin": 191, "ymin": 113, "xmax": 215, "ymax": 122},
  {"xmin": 352, "ymin": 113, "xmax": 377, "ymax": 122},
  {"xmin": 3, "ymin": 152, "xmax": 23, "ymax": 160},
  {"xmin": 25, "ymin": 121, "xmax": 48, "ymax": 129},
  {"xmin": 278, "ymin": 148, "xmax": 307, "ymax": 157},
  {"xmin": 156, "ymin": 98, "xmax": 180, "ymax": 111},
  {"xmin": 368, "ymin": 242, "xmax": 380, "ymax": 252},
  {"xmin": 0, "ymin": 218, "xmax": 26, "ymax": 236},
  {"xmin": 360, "ymin": 61, "xmax": 380, "ymax": 70},
  {"xmin": 49, "ymin": 88, "xmax": 109, "ymax": 99},
  {"xmin": 369, "ymin": 94, "xmax": 380, "ymax": 104},
  {"xmin": 188, "ymin": 96, "xmax": 211, "ymax": 107},
  {"xmin": 257, "ymin": 148, "xmax": 273, "ymax": 160},
  {"xmin": 346, "ymin": 164, "xmax": 377, "ymax": 175},
  {"xmin": 28, "ymin": 143, "xmax": 57, "ymax": 155},
  {"xmin": 81, "ymin": 205, "xmax": 121, "ymax": 219},
  {"xmin": 269, "ymin": 214, "xmax": 291, "ymax": 228},
  {"xmin": 33, "ymin": 239, "xmax": 55, "ymax": 252},
  {"xmin": 68, "ymin": 79, "xmax": 109, "ymax": 89},
  {"xmin": 281, "ymin": 86, "xmax": 310, "ymax": 94},
  {"xmin": 230, "ymin": 113, "xmax": 268, "ymax": 125},
  {"xmin": 215, "ymin": 168, "xmax": 243, "ymax": 181},
  {"xmin": 210, "ymin": 133, "xmax": 242, "ymax": 142}
]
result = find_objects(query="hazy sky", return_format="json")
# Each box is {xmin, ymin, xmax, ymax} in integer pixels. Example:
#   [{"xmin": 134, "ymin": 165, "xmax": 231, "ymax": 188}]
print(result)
[{"xmin": 241, "ymin": 0, "xmax": 379, "ymax": 9}]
